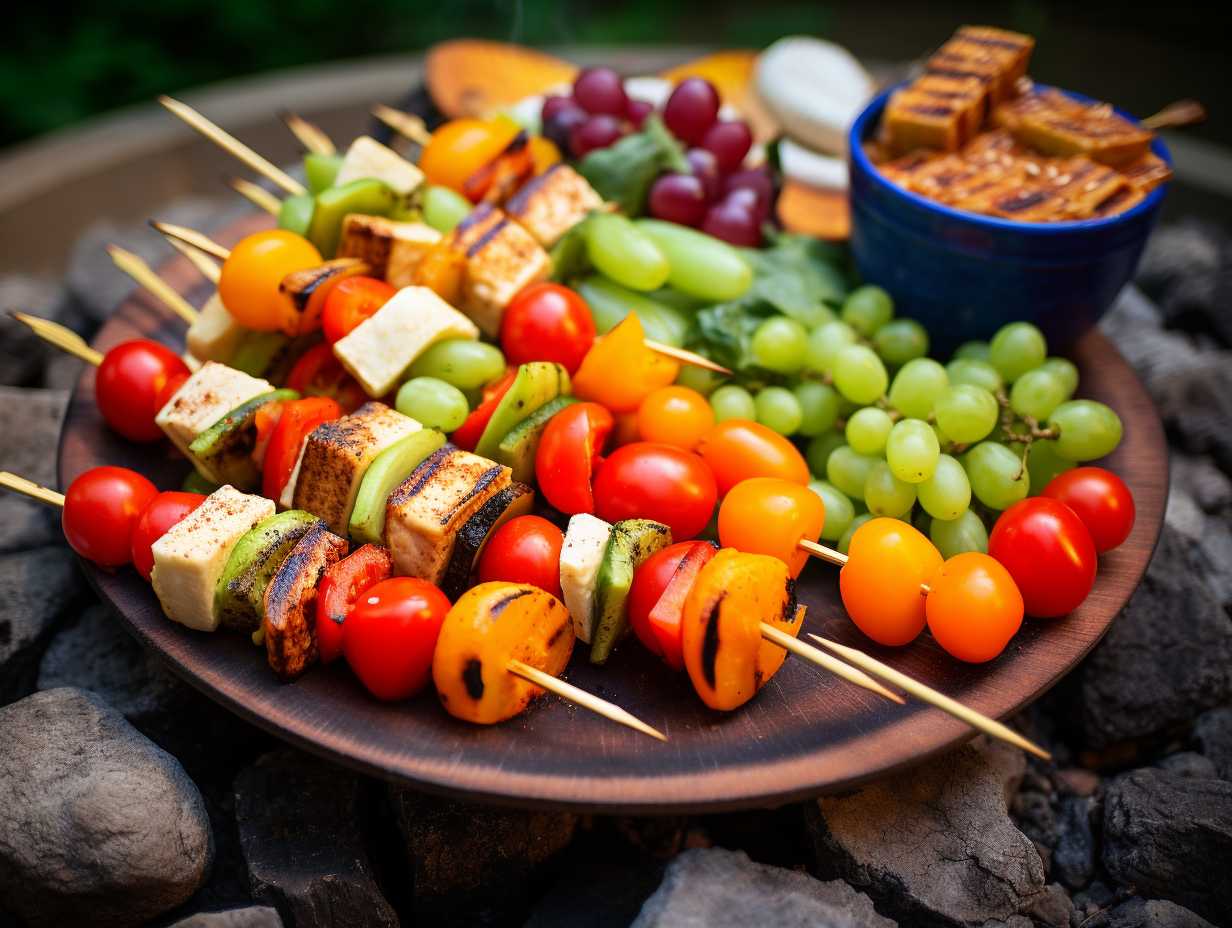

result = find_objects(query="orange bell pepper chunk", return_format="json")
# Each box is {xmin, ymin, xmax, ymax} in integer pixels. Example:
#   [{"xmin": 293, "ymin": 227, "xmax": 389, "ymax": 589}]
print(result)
[{"xmin": 572, "ymin": 314, "xmax": 680, "ymax": 413}]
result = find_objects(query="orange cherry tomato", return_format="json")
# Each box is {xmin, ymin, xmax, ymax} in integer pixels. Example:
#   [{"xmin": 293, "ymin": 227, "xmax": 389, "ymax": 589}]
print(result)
[
  {"xmin": 419, "ymin": 119, "xmax": 521, "ymax": 193},
  {"xmin": 925, "ymin": 553, "xmax": 1024, "ymax": 663},
  {"xmin": 638, "ymin": 386, "xmax": 715, "ymax": 451},
  {"xmin": 321, "ymin": 276, "xmax": 396, "ymax": 344},
  {"xmin": 839, "ymin": 517, "xmax": 943, "ymax": 646},
  {"xmin": 718, "ymin": 477, "xmax": 825, "ymax": 578},
  {"xmin": 218, "ymin": 230, "xmax": 322, "ymax": 332},
  {"xmin": 696, "ymin": 419, "xmax": 810, "ymax": 496},
  {"xmin": 572, "ymin": 314, "xmax": 679, "ymax": 413}
]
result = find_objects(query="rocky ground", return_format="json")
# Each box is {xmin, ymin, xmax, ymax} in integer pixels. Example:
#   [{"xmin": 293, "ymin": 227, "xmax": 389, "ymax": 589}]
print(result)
[{"xmin": 0, "ymin": 212, "xmax": 1230, "ymax": 927}]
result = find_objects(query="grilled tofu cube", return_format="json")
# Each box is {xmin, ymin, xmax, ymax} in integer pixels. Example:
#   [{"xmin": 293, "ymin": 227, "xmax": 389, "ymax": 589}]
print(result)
[
  {"xmin": 955, "ymin": 26, "xmax": 1034, "ymax": 91},
  {"xmin": 155, "ymin": 362, "xmax": 273, "ymax": 459},
  {"xmin": 263, "ymin": 522, "xmax": 348, "ymax": 681},
  {"xmin": 186, "ymin": 293, "xmax": 243, "ymax": 364},
  {"xmin": 884, "ymin": 88, "xmax": 971, "ymax": 154},
  {"xmin": 291, "ymin": 402, "xmax": 422, "ymax": 534},
  {"xmin": 333, "ymin": 135, "xmax": 424, "ymax": 195},
  {"xmin": 504, "ymin": 164, "xmax": 604, "ymax": 247},
  {"xmin": 559, "ymin": 513, "xmax": 614, "ymax": 644},
  {"xmin": 332, "ymin": 286, "xmax": 479, "ymax": 397},
  {"xmin": 385, "ymin": 447, "xmax": 512, "ymax": 583},
  {"xmin": 456, "ymin": 210, "xmax": 551, "ymax": 336},
  {"xmin": 337, "ymin": 215, "xmax": 442, "ymax": 288},
  {"xmin": 150, "ymin": 485, "xmax": 275, "ymax": 632},
  {"xmin": 1123, "ymin": 152, "xmax": 1172, "ymax": 194}
]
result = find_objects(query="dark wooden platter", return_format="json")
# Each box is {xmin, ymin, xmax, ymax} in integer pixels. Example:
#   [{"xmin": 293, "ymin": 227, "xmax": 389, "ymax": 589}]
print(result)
[{"xmin": 57, "ymin": 214, "xmax": 1167, "ymax": 812}]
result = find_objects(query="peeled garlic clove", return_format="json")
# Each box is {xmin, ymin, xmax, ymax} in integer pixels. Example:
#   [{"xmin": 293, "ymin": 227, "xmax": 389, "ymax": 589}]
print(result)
[{"xmin": 778, "ymin": 139, "xmax": 848, "ymax": 191}]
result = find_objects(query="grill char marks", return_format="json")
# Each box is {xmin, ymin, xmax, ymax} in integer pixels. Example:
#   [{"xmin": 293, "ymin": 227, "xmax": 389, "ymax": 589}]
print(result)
[
  {"xmin": 462, "ymin": 658, "xmax": 485, "ymax": 700},
  {"xmin": 263, "ymin": 524, "xmax": 347, "ymax": 681},
  {"xmin": 699, "ymin": 592, "xmax": 725, "ymax": 690}
]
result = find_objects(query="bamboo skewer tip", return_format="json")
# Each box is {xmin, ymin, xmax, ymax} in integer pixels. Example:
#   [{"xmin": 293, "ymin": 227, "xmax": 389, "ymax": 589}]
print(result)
[
  {"xmin": 371, "ymin": 104, "xmax": 433, "ymax": 146},
  {"xmin": 149, "ymin": 221, "xmax": 232, "ymax": 261},
  {"xmin": 107, "ymin": 244, "xmax": 199, "ymax": 325},
  {"xmin": 229, "ymin": 177, "xmax": 283, "ymax": 216},
  {"xmin": 643, "ymin": 340, "xmax": 732, "ymax": 375},
  {"xmin": 759, "ymin": 623, "xmax": 904, "ymax": 704},
  {"xmin": 281, "ymin": 111, "xmax": 335, "ymax": 156},
  {"xmin": 0, "ymin": 472, "xmax": 65, "ymax": 508},
  {"xmin": 9, "ymin": 311, "xmax": 104, "ymax": 366},
  {"xmin": 506, "ymin": 659, "xmax": 667, "ymax": 741}
]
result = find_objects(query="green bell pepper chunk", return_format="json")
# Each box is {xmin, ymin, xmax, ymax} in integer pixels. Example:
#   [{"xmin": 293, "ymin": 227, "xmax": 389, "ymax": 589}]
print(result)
[
  {"xmin": 306, "ymin": 178, "xmax": 398, "ymax": 258},
  {"xmin": 304, "ymin": 153, "xmax": 344, "ymax": 195},
  {"xmin": 277, "ymin": 194, "xmax": 315, "ymax": 237}
]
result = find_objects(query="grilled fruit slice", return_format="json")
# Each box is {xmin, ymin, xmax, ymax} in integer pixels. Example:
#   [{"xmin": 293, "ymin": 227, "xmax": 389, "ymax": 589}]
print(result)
[
  {"xmin": 590, "ymin": 519, "xmax": 673, "ymax": 664},
  {"xmin": 439, "ymin": 482, "xmax": 535, "ymax": 601},
  {"xmin": 997, "ymin": 89, "xmax": 1152, "ymax": 167},
  {"xmin": 432, "ymin": 582, "xmax": 574, "ymax": 725},
  {"xmin": 213, "ymin": 510, "xmax": 320, "ymax": 631},
  {"xmin": 263, "ymin": 523, "xmax": 348, "ymax": 681},
  {"xmin": 277, "ymin": 257, "xmax": 369, "ymax": 337},
  {"xmin": 425, "ymin": 40, "xmax": 577, "ymax": 118}
]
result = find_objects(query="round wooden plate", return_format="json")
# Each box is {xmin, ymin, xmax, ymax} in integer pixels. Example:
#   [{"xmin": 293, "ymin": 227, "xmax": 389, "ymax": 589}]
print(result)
[{"xmin": 58, "ymin": 215, "xmax": 1167, "ymax": 812}]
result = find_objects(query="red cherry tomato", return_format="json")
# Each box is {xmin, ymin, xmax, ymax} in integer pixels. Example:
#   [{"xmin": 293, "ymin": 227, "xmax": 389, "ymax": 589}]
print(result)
[
  {"xmin": 477, "ymin": 515, "xmax": 565, "ymax": 598},
  {"xmin": 452, "ymin": 368, "xmax": 517, "ymax": 451},
  {"xmin": 284, "ymin": 343, "xmax": 367, "ymax": 412},
  {"xmin": 130, "ymin": 491, "xmax": 206, "ymax": 581},
  {"xmin": 96, "ymin": 340, "xmax": 191, "ymax": 442},
  {"xmin": 317, "ymin": 544, "xmax": 393, "ymax": 665},
  {"xmin": 592, "ymin": 442, "xmax": 718, "ymax": 540},
  {"xmin": 1042, "ymin": 466, "xmax": 1135, "ymax": 553},
  {"xmin": 62, "ymin": 466, "xmax": 158, "ymax": 567},
  {"xmin": 343, "ymin": 577, "xmax": 451, "ymax": 701},
  {"xmin": 535, "ymin": 402, "xmax": 614, "ymax": 514},
  {"xmin": 261, "ymin": 397, "xmax": 343, "ymax": 501},
  {"xmin": 500, "ymin": 283, "xmax": 596, "ymax": 375},
  {"xmin": 989, "ymin": 497, "xmax": 1097, "ymax": 618},
  {"xmin": 321, "ymin": 276, "xmax": 396, "ymax": 344},
  {"xmin": 628, "ymin": 541, "xmax": 715, "ymax": 669}
]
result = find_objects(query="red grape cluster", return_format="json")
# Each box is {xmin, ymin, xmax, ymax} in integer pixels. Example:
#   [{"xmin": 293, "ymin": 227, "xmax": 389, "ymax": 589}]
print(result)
[{"xmin": 542, "ymin": 67, "xmax": 647, "ymax": 158}]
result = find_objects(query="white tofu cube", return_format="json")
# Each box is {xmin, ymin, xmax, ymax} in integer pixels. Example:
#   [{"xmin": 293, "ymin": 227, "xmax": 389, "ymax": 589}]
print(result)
[
  {"xmin": 334, "ymin": 136, "xmax": 424, "ymax": 195},
  {"xmin": 155, "ymin": 362, "xmax": 273, "ymax": 459},
  {"xmin": 186, "ymin": 293, "xmax": 244, "ymax": 364}
]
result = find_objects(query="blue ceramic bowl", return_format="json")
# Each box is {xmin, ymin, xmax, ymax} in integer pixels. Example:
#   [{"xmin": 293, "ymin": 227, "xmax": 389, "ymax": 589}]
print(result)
[{"xmin": 848, "ymin": 85, "xmax": 1170, "ymax": 354}]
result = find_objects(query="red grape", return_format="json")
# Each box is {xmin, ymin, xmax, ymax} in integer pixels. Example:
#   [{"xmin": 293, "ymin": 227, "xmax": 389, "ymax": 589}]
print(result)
[
  {"xmin": 723, "ymin": 167, "xmax": 776, "ymax": 210},
  {"xmin": 648, "ymin": 173, "xmax": 707, "ymax": 226},
  {"xmin": 572, "ymin": 68, "xmax": 628, "ymax": 116},
  {"xmin": 663, "ymin": 78, "xmax": 720, "ymax": 144},
  {"xmin": 542, "ymin": 103, "xmax": 587, "ymax": 152},
  {"xmin": 541, "ymin": 95, "xmax": 576, "ymax": 122},
  {"xmin": 724, "ymin": 186, "xmax": 769, "ymax": 220},
  {"xmin": 702, "ymin": 195, "xmax": 762, "ymax": 246},
  {"xmin": 570, "ymin": 114, "xmax": 624, "ymax": 157},
  {"xmin": 685, "ymin": 147, "xmax": 721, "ymax": 200},
  {"xmin": 701, "ymin": 120, "xmax": 753, "ymax": 172},
  {"xmin": 626, "ymin": 98, "xmax": 654, "ymax": 129}
]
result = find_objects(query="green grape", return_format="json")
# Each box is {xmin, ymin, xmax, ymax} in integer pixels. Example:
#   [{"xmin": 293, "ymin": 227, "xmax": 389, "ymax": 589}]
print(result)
[
  {"xmin": 916, "ymin": 454, "xmax": 971, "ymax": 520},
  {"xmin": 1049, "ymin": 400, "xmax": 1123, "ymax": 461},
  {"xmin": 832, "ymin": 345, "xmax": 888, "ymax": 405},
  {"xmin": 751, "ymin": 316, "xmax": 809, "ymax": 374},
  {"xmin": 395, "ymin": 377, "xmax": 469, "ymax": 431},
  {"xmin": 872, "ymin": 318, "xmax": 929, "ymax": 365},
  {"xmin": 840, "ymin": 285, "xmax": 894, "ymax": 336},
  {"xmin": 675, "ymin": 363, "xmax": 724, "ymax": 396},
  {"xmin": 408, "ymin": 339, "xmax": 506, "ymax": 391},
  {"xmin": 864, "ymin": 461, "xmax": 917, "ymax": 518},
  {"xmin": 710, "ymin": 384, "xmax": 756, "ymax": 422},
  {"xmin": 838, "ymin": 513, "xmax": 874, "ymax": 555},
  {"xmin": 885, "ymin": 419, "xmax": 940, "ymax": 484},
  {"xmin": 1026, "ymin": 439, "xmax": 1074, "ymax": 494},
  {"xmin": 964, "ymin": 441, "xmax": 1030, "ymax": 510},
  {"xmin": 804, "ymin": 321, "xmax": 858, "ymax": 374},
  {"xmin": 888, "ymin": 358, "xmax": 949, "ymax": 419},
  {"xmin": 989, "ymin": 321, "xmax": 1047, "ymax": 382},
  {"xmin": 794, "ymin": 382, "xmax": 841, "ymax": 437},
  {"xmin": 754, "ymin": 386, "xmax": 803, "ymax": 435},
  {"xmin": 933, "ymin": 385, "xmax": 999, "ymax": 444},
  {"xmin": 810, "ymin": 480, "xmax": 855, "ymax": 542},
  {"xmin": 953, "ymin": 340, "xmax": 991, "ymax": 362},
  {"xmin": 827, "ymin": 445, "xmax": 880, "ymax": 500},
  {"xmin": 1010, "ymin": 369, "xmax": 1067, "ymax": 420},
  {"xmin": 585, "ymin": 213, "xmax": 670, "ymax": 292},
  {"xmin": 1039, "ymin": 357, "xmax": 1079, "ymax": 399},
  {"xmin": 845, "ymin": 407, "xmax": 894, "ymax": 455},
  {"xmin": 807, "ymin": 431, "xmax": 846, "ymax": 477},
  {"xmin": 946, "ymin": 358, "xmax": 1003, "ymax": 393},
  {"xmin": 929, "ymin": 509, "xmax": 989, "ymax": 558},
  {"xmin": 421, "ymin": 184, "xmax": 472, "ymax": 233}
]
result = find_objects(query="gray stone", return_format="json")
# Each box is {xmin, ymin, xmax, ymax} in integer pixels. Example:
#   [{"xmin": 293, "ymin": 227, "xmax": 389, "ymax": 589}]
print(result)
[
  {"xmin": 1156, "ymin": 751, "xmax": 1218, "ymax": 779},
  {"xmin": 234, "ymin": 749, "xmax": 397, "ymax": 928},
  {"xmin": 0, "ymin": 387, "xmax": 69, "ymax": 553},
  {"xmin": 1171, "ymin": 454, "xmax": 1232, "ymax": 513},
  {"xmin": 0, "ymin": 688, "xmax": 212, "ymax": 927},
  {"xmin": 168, "ymin": 907, "xmax": 284, "ymax": 928},
  {"xmin": 1101, "ymin": 898, "xmax": 1218, "ymax": 928},
  {"xmin": 0, "ymin": 276, "xmax": 64, "ymax": 386},
  {"xmin": 1022, "ymin": 883, "xmax": 1073, "ymax": 928},
  {"xmin": 631, "ymin": 848, "xmax": 896, "ymax": 928},
  {"xmin": 0, "ymin": 545, "xmax": 84, "ymax": 704},
  {"xmin": 1193, "ymin": 706, "xmax": 1232, "ymax": 779},
  {"xmin": 1135, "ymin": 220, "xmax": 1224, "ymax": 299},
  {"xmin": 809, "ymin": 738, "xmax": 1046, "ymax": 926},
  {"xmin": 1102, "ymin": 768, "xmax": 1232, "ymax": 924}
]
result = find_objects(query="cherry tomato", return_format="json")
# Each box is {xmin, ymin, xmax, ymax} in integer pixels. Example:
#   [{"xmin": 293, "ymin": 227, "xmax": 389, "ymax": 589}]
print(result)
[
  {"xmin": 638, "ymin": 386, "xmax": 715, "ymax": 451},
  {"xmin": 218, "ymin": 230, "xmax": 322, "ymax": 332},
  {"xmin": 839, "ymin": 517, "xmax": 943, "ymax": 646},
  {"xmin": 452, "ymin": 368, "xmax": 517, "ymax": 451},
  {"xmin": 535, "ymin": 402, "xmax": 614, "ymax": 514},
  {"xmin": 696, "ymin": 419, "xmax": 810, "ymax": 496},
  {"xmin": 628, "ymin": 541, "xmax": 714, "ymax": 669},
  {"xmin": 262, "ymin": 397, "xmax": 343, "ymax": 501},
  {"xmin": 500, "ymin": 283, "xmax": 596, "ymax": 375},
  {"xmin": 611, "ymin": 411, "xmax": 642, "ymax": 449},
  {"xmin": 989, "ymin": 497, "xmax": 1097, "ymax": 618},
  {"xmin": 477, "ymin": 515, "xmax": 565, "ymax": 599},
  {"xmin": 592, "ymin": 442, "xmax": 718, "ymax": 540},
  {"xmin": 343, "ymin": 577, "xmax": 452, "ymax": 701},
  {"xmin": 317, "ymin": 544, "xmax": 392, "ymax": 665},
  {"xmin": 718, "ymin": 477, "xmax": 825, "ymax": 578},
  {"xmin": 284, "ymin": 343, "xmax": 367, "ymax": 412},
  {"xmin": 62, "ymin": 466, "xmax": 158, "ymax": 568},
  {"xmin": 96, "ymin": 340, "xmax": 191, "ymax": 443},
  {"xmin": 925, "ymin": 553, "xmax": 1024, "ymax": 663},
  {"xmin": 130, "ymin": 491, "xmax": 206, "ymax": 581},
  {"xmin": 1042, "ymin": 466, "xmax": 1135, "ymax": 553},
  {"xmin": 321, "ymin": 276, "xmax": 396, "ymax": 344},
  {"xmin": 419, "ymin": 119, "xmax": 521, "ymax": 193}
]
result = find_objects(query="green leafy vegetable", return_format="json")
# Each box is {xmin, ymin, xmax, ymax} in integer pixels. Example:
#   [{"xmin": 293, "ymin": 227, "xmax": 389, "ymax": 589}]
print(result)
[{"xmin": 576, "ymin": 115, "xmax": 688, "ymax": 216}]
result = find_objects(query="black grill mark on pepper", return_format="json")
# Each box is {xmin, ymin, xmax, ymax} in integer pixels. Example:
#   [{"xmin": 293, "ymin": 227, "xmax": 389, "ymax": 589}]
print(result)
[
  {"xmin": 463, "ymin": 658, "xmax": 485, "ymax": 700},
  {"xmin": 546, "ymin": 620, "xmax": 569, "ymax": 649},
  {"xmin": 490, "ymin": 588, "xmax": 535, "ymax": 617},
  {"xmin": 700, "ymin": 593, "xmax": 724, "ymax": 690}
]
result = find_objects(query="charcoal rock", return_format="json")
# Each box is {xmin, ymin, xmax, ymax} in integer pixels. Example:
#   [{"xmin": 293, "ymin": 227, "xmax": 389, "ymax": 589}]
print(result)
[
  {"xmin": 1171, "ymin": 454, "xmax": 1232, "ymax": 513},
  {"xmin": 525, "ymin": 857, "xmax": 666, "ymax": 928},
  {"xmin": 1023, "ymin": 883, "xmax": 1073, "ymax": 927},
  {"xmin": 0, "ymin": 277, "xmax": 64, "ymax": 386},
  {"xmin": 1099, "ymin": 897, "xmax": 1218, "ymax": 928},
  {"xmin": 0, "ymin": 387, "xmax": 69, "ymax": 553},
  {"xmin": 1193, "ymin": 706, "xmax": 1232, "ymax": 780},
  {"xmin": 0, "ymin": 688, "xmax": 212, "ymax": 927},
  {"xmin": 234, "ymin": 749, "xmax": 396, "ymax": 928},
  {"xmin": 631, "ymin": 847, "xmax": 896, "ymax": 928},
  {"xmin": 0, "ymin": 545, "xmax": 84, "ymax": 704},
  {"xmin": 1135, "ymin": 219, "xmax": 1224, "ymax": 300},
  {"xmin": 809, "ymin": 738, "xmax": 1046, "ymax": 926},
  {"xmin": 1051, "ymin": 795, "xmax": 1097, "ymax": 891},
  {"xmin": 1102, "ymin": 768, "xmax": 1232, "ymax": 924},
  {"xmin": 1156, "ymin": 751, "xmax": 1217, "ymax": 779},
  {"xmin": 168, "ymin": 907, "xmax": 284, "ymax": 928}
]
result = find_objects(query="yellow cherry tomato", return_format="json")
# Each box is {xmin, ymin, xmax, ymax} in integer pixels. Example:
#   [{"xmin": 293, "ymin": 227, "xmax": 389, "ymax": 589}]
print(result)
[
  {"xmin": 638, "ymin": 385, "xmax": 715, "ymax": 451},
  {"xmin": 419, "ymin": 119, "xmax": 521, "ymax": 193},
  {"xmin": 218, "ymin": 230, "xmax": 322, "ymax": 332},
  {"xmin": 925, "ymin": 553, "xmax": 1023, "ymax": 663},
  {"xmin": 839, "ymin": 517, "xmax": 942, "ymax": 646},
  {"xmin": 718, "ymin": 477, "xmax": 824, "ymax": 578},
  {"xmin": 573, "ymin": 314, "xmax": 679, "ymax": 413}
]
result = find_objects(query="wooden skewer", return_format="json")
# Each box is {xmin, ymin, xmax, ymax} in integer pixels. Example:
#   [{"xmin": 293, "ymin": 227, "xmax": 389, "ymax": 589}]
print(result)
[
  {"xmin": 645, "ymin": 340, "xmax": 732, "ymax": 375},
  {"xmin": 371, "ymin": 104, "xmax": 433, "ymax": 146},
  {"xmin": 229, "ymin": 177, "xmax": 282, "ymax": 216},
  {"xmin": 166, "ymin": 237, "xmax": 222, "ymax": 285},
  {"xmin": 759, "ymin": 623, "xmax": 903, "ymax": 704},
  {"xmin": 149, "ymin": 221, "xmax": 232, "ymax": 261},
  {"xmin": 158, "ymin": 95, "xmax": 307, "ymax": 196},
  {"xmin": 107, "ymin": 245, "xmax": 199, "ymax": 325},
  {"xmin": 507, "ymin": 659, "xmax": 666, "ymax": 741},
  {"xmin": 10, "ymin": 311, "xmax": 103, "ymax": 366},
  {"xmin": 1141, "ymin": 99, "xmax": 1206, "ymax": 131},
  {"xmin": 0, "ymin": 472, "xmax": 65, "ymax": 508},
  {"xmin": 807, "ymin": 634, "xmax": 1049, "ymax": 759},
  {"xmin": 282, "ymin": 111, "xmax": 335, "ymax": 155}
]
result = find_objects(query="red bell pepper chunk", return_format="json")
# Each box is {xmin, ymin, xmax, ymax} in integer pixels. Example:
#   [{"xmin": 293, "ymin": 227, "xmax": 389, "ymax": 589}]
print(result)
[
  {"xmin": 647, "ymin": 541, "xmax": 717, "ymax": 670},
  {"xmin": 285, "ymin": 343, "xmax": 368, "ymax": 412},
  {"xmin": 534, "ymin": 401, "xmax": 614, "ymax": 515},
  {"xmin": 261, "ymin": 396, "xmax": 343, "ymax": 502},
  {"xmin": 451, "ymin": 368, "xmax": 517, "ymax": 451},
  {"xmin": 315, "ymin": 544, "xmax": 394, "ymax": 664}
]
